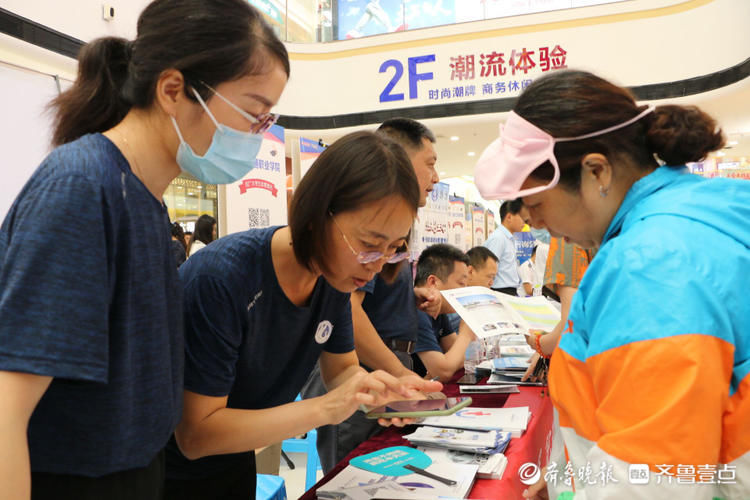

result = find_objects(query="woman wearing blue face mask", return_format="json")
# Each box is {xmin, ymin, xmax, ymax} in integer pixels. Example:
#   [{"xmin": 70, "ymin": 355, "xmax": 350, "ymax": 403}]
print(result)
[{"xmin": 0, "ymin": 1, "xmax": 288, "ymax": 499}]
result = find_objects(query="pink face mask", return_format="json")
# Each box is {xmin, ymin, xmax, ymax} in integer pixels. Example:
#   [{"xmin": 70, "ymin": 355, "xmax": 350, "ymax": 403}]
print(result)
[{"xmin": 474, "ymin": 106, "xmax": 654, "ymax": 199}]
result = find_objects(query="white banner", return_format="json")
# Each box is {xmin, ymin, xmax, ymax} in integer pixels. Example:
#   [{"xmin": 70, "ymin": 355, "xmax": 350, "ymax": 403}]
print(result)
[{"xmin": 223, "ymin": 124, "xmax": 287, "ymax": 234}]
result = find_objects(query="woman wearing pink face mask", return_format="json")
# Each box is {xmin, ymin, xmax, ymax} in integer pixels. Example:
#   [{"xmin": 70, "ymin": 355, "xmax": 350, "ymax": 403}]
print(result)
[{"xmin": 475, "ymin": 70, "xmax": 750, "ymax": 500}]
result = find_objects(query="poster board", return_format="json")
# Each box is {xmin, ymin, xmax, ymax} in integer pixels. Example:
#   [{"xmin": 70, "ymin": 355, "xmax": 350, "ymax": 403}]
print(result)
[
  {"xmin": 223, "ymin": 124, "xmax": 287, "ymax": 234},
  {"xmin": 299, "ymin": 136, "xmax": 326, "ymax": 180}
]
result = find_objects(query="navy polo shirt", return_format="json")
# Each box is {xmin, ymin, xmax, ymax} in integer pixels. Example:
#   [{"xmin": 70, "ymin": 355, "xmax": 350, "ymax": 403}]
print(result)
[
  {"xmin": 360, "ymin": 263, "xmax": 418, "ymax": 343},
  {"xmin": 0, "ymin": 134, "xmax": 183, "ymax": 476},
  {"xmin": 167, "ymin": 226, "xmax": 354, "ymax": 479}
]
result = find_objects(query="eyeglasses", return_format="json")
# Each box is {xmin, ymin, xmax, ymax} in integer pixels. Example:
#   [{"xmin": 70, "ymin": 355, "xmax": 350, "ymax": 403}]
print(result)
[
  {"xmin": 330, "ymin": 215, "xmax": 409, "ymax": 265},
  {"xmin": 199, "ymin": 81, "xmax": 279, "ymax": 134}
]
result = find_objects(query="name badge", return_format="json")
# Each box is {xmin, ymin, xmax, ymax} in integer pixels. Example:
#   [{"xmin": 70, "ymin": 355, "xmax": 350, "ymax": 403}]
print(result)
[{"xmin": 315, "ymin": 320, "xmax": 333, "ymax": 344}]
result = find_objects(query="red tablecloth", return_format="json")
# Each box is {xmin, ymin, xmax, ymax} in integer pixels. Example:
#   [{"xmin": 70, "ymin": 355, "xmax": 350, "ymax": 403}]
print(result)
[{"xmin": 300, "ymin": 375, "xmax": 554, "ymax": 499}]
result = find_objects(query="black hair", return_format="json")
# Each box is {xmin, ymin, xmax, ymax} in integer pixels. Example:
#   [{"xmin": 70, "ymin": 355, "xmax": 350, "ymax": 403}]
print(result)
[
  {"xmin": 50, "ymin": 0, "xmax": 289, "ymax": 146},
  {"xmin": 415, "ymin": 244, "xmax": 470, "ymax": 287},
  {"xmin": 515, "ymin": 70, "xmax": 724, "ymax": 191},
  {"xmin": 289, "ymin": 131, "xmax": 420, "ymax": 279},
  {"xmin": 171, "ymin": 222, "xmax": 186, "ymax": 251},
  {"xmin": 499, "ymin": 199, "xmax": 524, "ymax": 221},
  {"xmin": 466, "ymin": 246, "xmax": 498, "ymax": 269},
  {"xmin": 377, "ymin": 117, "xmax": 436, "ymax": 152},
  {"xmin": 188, "ymin": 214, "xmax": 216, "ymax": 252}
]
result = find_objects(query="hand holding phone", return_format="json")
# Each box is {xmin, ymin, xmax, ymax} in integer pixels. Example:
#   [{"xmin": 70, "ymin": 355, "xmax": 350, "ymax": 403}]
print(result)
[{"xmin": 365, "ymin": 396, "xmax": 472, "ymax": 419}]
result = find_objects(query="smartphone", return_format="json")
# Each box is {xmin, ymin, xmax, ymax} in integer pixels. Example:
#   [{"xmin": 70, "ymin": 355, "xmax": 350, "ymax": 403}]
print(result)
[{"xmin": 365, "ymin": 397, "xmax": 472, "ymax": 419}]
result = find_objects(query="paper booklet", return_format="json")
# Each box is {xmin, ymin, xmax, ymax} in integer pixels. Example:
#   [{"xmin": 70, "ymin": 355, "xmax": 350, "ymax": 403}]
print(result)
[
  {"xmin": 418, "ymin": 447, "xmax": 509, "ymax": 480},
  {"xmin": 441, "ymin": 286, "xmax": 560, "ymax": 340},
  {"xmin": 404, "ymin": 427, "xmax": 511, "ymax": 454},
  {"xmin": 420, "ymin": 406, "xmax": 531, "ymax": 437},
  {"xmin": 316, "ymin": 462, "xmax": 478, "ymax": 500},
  {"xmin": 488, "ymin": 372, "xmax": 545, "ymax": 387}
]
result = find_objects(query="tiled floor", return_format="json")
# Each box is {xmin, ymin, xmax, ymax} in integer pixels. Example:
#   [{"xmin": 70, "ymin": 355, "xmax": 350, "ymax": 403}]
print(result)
[{"xmin": 278, "ymin": 451, "xmax": 324, "ymax": 500}]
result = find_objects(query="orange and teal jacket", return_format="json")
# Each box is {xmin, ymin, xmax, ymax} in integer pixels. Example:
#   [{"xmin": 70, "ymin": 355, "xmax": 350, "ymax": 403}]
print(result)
[{"xmin": 549, "ymin": 166, "xmax": 750, "ymax": 499}]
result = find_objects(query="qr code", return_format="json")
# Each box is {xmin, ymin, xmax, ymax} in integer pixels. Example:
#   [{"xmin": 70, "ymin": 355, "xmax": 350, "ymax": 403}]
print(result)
[{"xmin": 248, "ymin": 208, "xmax": 270, "ymax": 228}]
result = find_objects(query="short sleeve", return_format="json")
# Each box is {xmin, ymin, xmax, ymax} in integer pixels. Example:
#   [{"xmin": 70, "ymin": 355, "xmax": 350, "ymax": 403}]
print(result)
[
  {"xmin": 414, "ymin": 311, "xmax": 442, "ymax": 353},
  {"xmin": 518, "ymin": 261, "xmax": 534, "ymax": 284},
  {"xmin": 0, "ymin": 174, "xmax": 109, "ymax": 382},
  {"xmin": 322, "ymin": 294, "xmax": 355, "ymax": 354},
  {"xmin": 182, "ymin": 273, "xmax": 246, "ymax": 396}
]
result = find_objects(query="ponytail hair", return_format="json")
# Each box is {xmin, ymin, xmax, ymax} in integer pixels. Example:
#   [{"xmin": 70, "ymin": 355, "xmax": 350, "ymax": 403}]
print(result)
[
  {"xmin": 49, "ymin": 0, "xmax": 289, "ymax": 147},
  {"xmin": 515, "ymin": 70, "xmax": 725, "ymax": 191},
  {"xmin": 50, "ymin": 38, "xmax": 131, "ymax": 147}
]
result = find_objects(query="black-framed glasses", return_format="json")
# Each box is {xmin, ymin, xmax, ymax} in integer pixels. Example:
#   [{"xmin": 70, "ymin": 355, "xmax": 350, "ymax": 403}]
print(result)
[
  {"xmin": 200, "ymin": 81, "xmax": 279, "ymax": 134},
  {"xmin": 330, "ymin": 215, "xmax": 409, "ymax": 265}
]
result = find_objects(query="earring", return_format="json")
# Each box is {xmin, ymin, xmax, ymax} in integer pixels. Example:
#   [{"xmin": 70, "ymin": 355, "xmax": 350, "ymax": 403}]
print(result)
[{"xmin": 599, "ymin": 185, "xmax": 609, "ymax": 198}]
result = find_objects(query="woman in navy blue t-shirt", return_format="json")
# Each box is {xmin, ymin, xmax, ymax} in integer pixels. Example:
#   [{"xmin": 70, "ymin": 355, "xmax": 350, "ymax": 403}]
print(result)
[
  {"xmin": 0, "ymin": 1, "xmax": 289, "ymax": 498},
  {"xmin": 166, "ymin": 131, "xmax": 442, "ymax": 499}
]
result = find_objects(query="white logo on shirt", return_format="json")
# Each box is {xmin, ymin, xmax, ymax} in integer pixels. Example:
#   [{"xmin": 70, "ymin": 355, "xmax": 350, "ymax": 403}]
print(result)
[
  {"xmin": 247, "ymin": 291, "xmax": 263, "ymax": 311},
  {"xmin": 314, "ymin": 320, "xmax": 333, "ymax": 344}
]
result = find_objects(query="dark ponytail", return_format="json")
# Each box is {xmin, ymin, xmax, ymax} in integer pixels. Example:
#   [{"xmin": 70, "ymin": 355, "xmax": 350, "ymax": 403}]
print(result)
[
  {"xmin": 50, "ymin": 0, "xmax": 290, "ymax": 147},
  {"xmin": 516, "ymin": 70, "xmax": 725, "ymax": 190},
  {"xmin": 50, "ymin": 37, "xmax": 131, "ymax": 147}
]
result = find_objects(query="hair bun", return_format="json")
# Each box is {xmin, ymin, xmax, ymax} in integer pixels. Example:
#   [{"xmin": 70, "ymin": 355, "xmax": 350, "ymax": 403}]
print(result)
[{"xmin": 646, "ymin": 105, "xmax": 725, "ymax": 165}]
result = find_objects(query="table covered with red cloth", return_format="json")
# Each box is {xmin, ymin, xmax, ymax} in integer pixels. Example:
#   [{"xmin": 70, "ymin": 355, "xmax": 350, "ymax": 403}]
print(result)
[{"xmin": 299, "ymin": 374, "xmax": 554, "ymax": 499}]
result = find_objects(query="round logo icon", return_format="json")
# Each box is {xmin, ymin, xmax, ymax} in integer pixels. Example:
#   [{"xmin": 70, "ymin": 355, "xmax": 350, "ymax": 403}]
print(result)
[
  {"xmin": 519, "ymin": 462, "xmax": 541, "ymax": 485},
  {"xmin": 315, "ymin": 320, "xmax": 333, "ymax": 344}
]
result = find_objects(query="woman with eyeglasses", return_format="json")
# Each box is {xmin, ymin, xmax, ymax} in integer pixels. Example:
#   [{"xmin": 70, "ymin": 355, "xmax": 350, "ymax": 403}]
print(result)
[
  {"xmin": 165, "ymin": 131, "xmax": 442, "ymax": 499},
  {"xmin": 0, "ymin": 1, "xmax": 289, "ymax": 498}
]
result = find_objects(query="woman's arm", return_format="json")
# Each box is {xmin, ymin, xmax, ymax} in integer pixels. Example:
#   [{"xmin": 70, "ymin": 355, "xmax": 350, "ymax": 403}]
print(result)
[
  {"xmin": 0, "ymin": 371, "xmax": 52, "ymax": 500},
  {"xmin": 175, "ymin": 351, "xmax": 441, "ymax": 459}
]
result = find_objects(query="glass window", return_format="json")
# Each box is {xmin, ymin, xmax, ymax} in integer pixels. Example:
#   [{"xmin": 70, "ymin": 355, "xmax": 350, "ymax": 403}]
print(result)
[{"xmin": 164, "ymin": 174, "xmax": 218, "ymax": 233}]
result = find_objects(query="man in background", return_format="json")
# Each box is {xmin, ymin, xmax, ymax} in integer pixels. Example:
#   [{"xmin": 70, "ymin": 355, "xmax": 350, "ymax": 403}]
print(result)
[
  {"xmin": 482, "ymin": 199, "xmax": 529, "ymax": 295},
  {"xmin": 466, "ymin": 246, "xmax": 498, "ymax": 288},
  {"xmin": 412, "ymin": 244, "xmax": 476, "ymax": 382}
]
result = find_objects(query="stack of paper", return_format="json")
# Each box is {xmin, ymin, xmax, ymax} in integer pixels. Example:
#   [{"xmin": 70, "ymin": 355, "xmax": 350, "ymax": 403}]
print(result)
[
  {"xmin": 404, "ymin": 426, "xmax": 511, "ymax": 454},
  {"xmin": 459, "ymin": 384, "xmax": 520, "ymax": 394},
  {"xmin": 419, "ymin": 447, "xmax": 509, "ymax": 480},
  {"xmin": 421, "ymin": 406, "xmax": 531, "ymax": 437},
  {"xmin": 316, "ymin": 462, "xmax": 478, "ymax": 500},
  {"xmin": 492, "ymin": 357, "xmax": 531, "ymax": 371}
]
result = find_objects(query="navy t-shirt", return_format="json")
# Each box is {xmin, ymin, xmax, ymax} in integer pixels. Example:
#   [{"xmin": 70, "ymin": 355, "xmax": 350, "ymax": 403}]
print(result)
[
  {"xmin": 414, "ymin": 311, "xmax": 454, "ymax": 354},
  {"xmin": 0, "ymin": 134, "xmax": 183, "ymax": 476},
  {"xmin": 167, "ymin": 226, "xmax": 354, "ymax": 479},
  {"xmin": 412, "ymin": 311, "xmax": 454, "ymax": 377},
  {"xmin": 360, "ymin": 263, "xmax": 418, "ymax": 343}
]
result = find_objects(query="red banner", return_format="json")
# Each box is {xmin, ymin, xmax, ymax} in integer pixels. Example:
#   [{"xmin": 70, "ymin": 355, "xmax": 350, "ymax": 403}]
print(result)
[{"xmin": 238, "ymin": 178, "xmax": 278, "ymax": 197}]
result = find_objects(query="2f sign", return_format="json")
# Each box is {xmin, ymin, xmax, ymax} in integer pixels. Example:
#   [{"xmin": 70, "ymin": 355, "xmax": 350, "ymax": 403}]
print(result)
[{"xmin": 379, "ymin": 55, "xmax": 435, "ymax": 103}]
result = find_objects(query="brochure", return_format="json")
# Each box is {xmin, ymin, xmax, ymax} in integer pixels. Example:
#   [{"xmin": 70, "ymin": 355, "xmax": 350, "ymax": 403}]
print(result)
[
  {"xmin": 441, "ymin": 286, "xmax": 561, "ymax": 339},
  {"xmin": 317, "ymin": 462, "xmax": 478, "ymax": 500},
  {"xmin": 421, "ymin": 406, "xmax": 531, "ymax": 437},
  {"xmin": 418, "ymin": 447, "xmax": 509, "ymax": 480}
]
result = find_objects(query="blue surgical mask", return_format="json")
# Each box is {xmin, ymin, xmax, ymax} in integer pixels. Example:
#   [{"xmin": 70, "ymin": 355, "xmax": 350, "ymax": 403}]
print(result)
[
  {"xmin": 530, "ymin": 227, "xmax": 551, "ymax": 244},
  {"xmin": 170, "ymin": 87, "xmax": 264, "ymax": 184}
]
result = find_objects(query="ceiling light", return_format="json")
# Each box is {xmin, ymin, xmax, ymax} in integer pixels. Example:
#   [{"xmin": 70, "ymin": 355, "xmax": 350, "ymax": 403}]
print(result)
[
  {"xmin": 727, "ymin": 140, "xmax": 738, "ymax": 147},
  {"xmin": 450, "ymin": 136, "xmax": 459, "ymax": 141},
  {"xmin": 440, "ymin": 171, "xmax": 447, "ymax": 176},
  {"xmin": 716, "ymin": 151, "xmax": 726, "ymax": 157},
  {"xmin": 468, "ymin": 151, "xmax": 476, "ymax": 157}
]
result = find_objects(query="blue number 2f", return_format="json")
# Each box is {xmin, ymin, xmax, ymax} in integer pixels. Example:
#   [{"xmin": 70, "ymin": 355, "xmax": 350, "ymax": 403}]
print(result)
[{"xmin": 379, "ymin": 54, "xmax": 435, "ymax": 103}]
